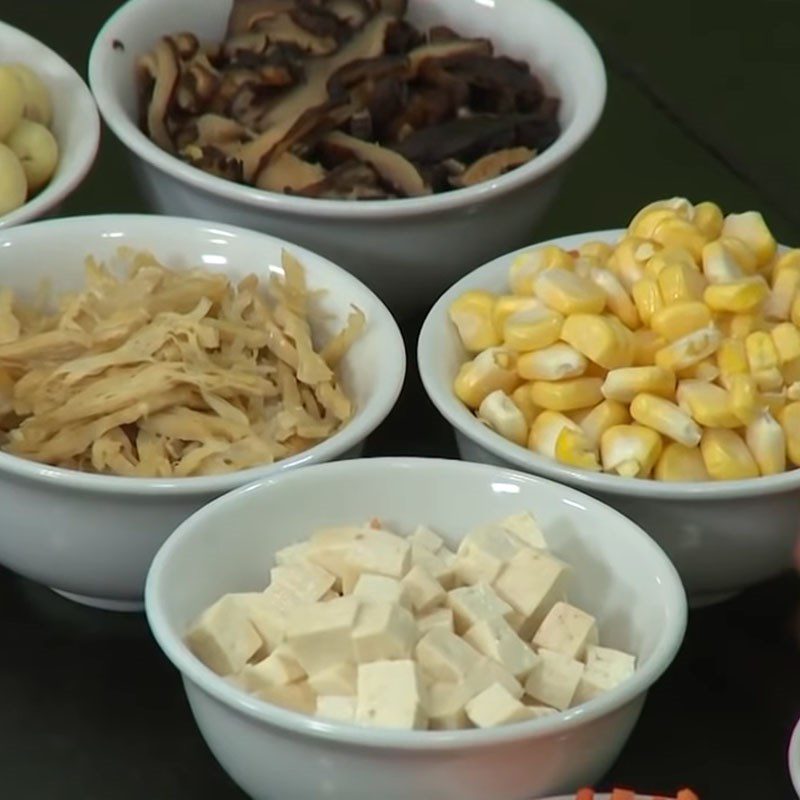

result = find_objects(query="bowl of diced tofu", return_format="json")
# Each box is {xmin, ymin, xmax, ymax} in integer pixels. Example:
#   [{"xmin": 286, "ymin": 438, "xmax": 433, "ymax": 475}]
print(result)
[
  {"xmin": 418, "ymin": 198, "xmax": 800, "ymax": 606},
  {"xmin": 145, "ymin": 456, "xmax": 686, "ymax": 800}
]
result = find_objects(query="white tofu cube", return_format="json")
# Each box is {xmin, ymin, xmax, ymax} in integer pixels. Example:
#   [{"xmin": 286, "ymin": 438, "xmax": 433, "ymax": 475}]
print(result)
[
  {"xmin": 321, "ymin": 590, "xmax": 340, "ymax": 601},
  {"xmin": 409, "ymin": 525, "xmax": 444, "ymax": 553},
  {"xmin": 224, "ymin": 592, "xmax": 288, "ymax": 656},
  {"xmin": 308, "ymin": 662, "xmax": 357, "ymax": 696},
  {"xmin": 468, "ymin": 656, "xmax": 524, "ymax": 699},
  {"xmin": 285, "ymin": 595, "xmax": 360, "ymax": 674},
  {"xmin": 532, "ymin": 602, "xmax": 598, "ymax": 660},
  {"xmin": 454, "ymin": 524, "xmax": 522, "ymax": 585},
  {"xmin": 521, "ymin": 700, "xmax": 558, "ymax": 719},
  {"xmin": 185, "ymin": 595, "xmax": 263, "ymax": 676},
  {"xmin": 238, "ymin": 646, "xmax": 305, "ymax": 691},
  {"xmin": 497, "ymin": 512, "xmax": 547, "ymax": 550},
  {"xmin": 411, "ymin": 544, "xmax": 457, "ymax": 590},
  {"xmin": 415, "ymin": 627, "xmax": 482, "ymax": 682},
  {"xmin": 352, "ymin": 574, "xmax": 411, "ymax": 608},
  {"xmin": 274, "ymin": 541, "xmax": 313, "ymax": 567},
  {"xmin": 446, "ymin": 583, "xmax": 514, "ymax": 634},
  {"xmin": 257, "ymin": 680, "xmax": 316, "ymax": 714},
  {"xmin": 416, "ymin": 607, "xmax": 454, "ymax": 637},
  {"xmin": 269, "ymin": 562, "xmax": 336, "ymax": 603},
  {"xmin": 425, "ymin": 681, "xmax": 470, "ymax": 730},
  {"xmin": 573, "ymin": 645, "xmax": 636, "ymax": 704},
  {"xmin": 356, "ymin": 660, "xmax": 427, "ymax": 729},
  {"xmin": 316, "ymin": 695, "xmax": 357, "ymax": 723},
  {"xmin": 345, "ymin": 529, "xmax": 411, "ymax": 589},
  {"xmin": 352, "ymin": 602, "xmax": 417, "ymax": 663},
  {"xmin": 463, "ymin": 616, "xmax": 538, "ymax": 679},
  {"xmin": 524, "ymin": 648, "xmax": 584, "ymax": 710},
  {"xmin": 402, "ymin": 565, "xmax": 446, "ymax": 614},
  {"xmin": 493, "ymin": 549, "xmax": 568, "ymax": 639},
  {"xmin": 465, "ymin": 683, "xmax": 532, "ymax": 728}
]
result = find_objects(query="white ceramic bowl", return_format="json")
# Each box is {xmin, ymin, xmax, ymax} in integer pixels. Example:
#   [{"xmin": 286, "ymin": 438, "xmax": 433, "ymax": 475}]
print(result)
[
  {"xmin": 0, "ymin": 20, "xmax": 100, "ymax": 229},
  {"xmin": 418, "ymin": 230, "xmax": 800, "ymax": 606},
  {"xmin": 0, "ymin": 215, "xmax": 404, "ymax": 611},
  {"xmin": 88, "ymin": 0, "xmax": 606, "ymax": 314},
  {"xmin": 790, "ymin": 718, "xmax": 800, "ymax": 798},
  {"xmin": 145, "ymin": 457, "xmax": 686, "ymax": 800}
]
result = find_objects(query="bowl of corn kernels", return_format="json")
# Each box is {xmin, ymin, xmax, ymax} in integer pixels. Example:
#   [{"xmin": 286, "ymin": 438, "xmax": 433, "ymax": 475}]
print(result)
[{"xmin": 419, "ymin": 197, "xmax": 800, "ymax": 605}]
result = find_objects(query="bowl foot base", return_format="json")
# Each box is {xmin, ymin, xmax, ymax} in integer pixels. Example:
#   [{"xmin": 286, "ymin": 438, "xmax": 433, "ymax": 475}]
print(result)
[
  {"xmin": 689, "ymin": 590, "xmax": 740, "ymax": 608},
  {"xmin": 51, "ymin": 589, "xmax": 144, "ymax": 612}
]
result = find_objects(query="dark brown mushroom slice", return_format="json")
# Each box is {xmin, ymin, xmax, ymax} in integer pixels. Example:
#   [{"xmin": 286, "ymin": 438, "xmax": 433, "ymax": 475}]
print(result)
[
  {"xmin": 289, "ymin": 5, "xmax": 350, "ymax": 44},
  {"xmin": 256, "ymin": 151, "xmax": 327, "ymax": 192},
  {"xmin": 452, "ymin": 146, "xmax": 535, "ymax": 187},
  {"xmin": 226, "ymin": 0, "xmax": 296, "ymax": 37},
  {"xmin": 348, "ymin": 108, "xmax": 373, "ymax": 140},
  {"xmin": 175, "ymin": 58, "xmax": 220, "ymax": 114},
  {"xmin": 136, "ymin": 37, "xmax": 181, "ymax": 151},
  {"xmin": 407, "ymin": 37, "xmax": 492, "ymax": 77},
  {"xmin": 327, "ymin": 54, "xmax": 407, "ymax": 97},
  {"xmin": 170, "ymin": 32, "xmax": 201, "ymax": 60},
  {"xmin": 383, "ymin": 19, "xmax": 425, "ymax": 54},
  {"xmin": 298, "ymin": 161, "xmax": 393, "ymax": 199},
  {"xmin": 183, "ymin": 145, "xmax": 245, "ymax": 182},
  {"xmin": 222, "ymin": 31, "xmax": 270, "ymax": 59},
  {"xmin": 428, "ymin": 26, "xmax": 462, "ymax": 44},
  {"xmin": 240, "ymin": 11, "xmax": 397, "ymax": 181},
  {"xmin": 324, "ymin": 0, "xmax": 372, "ymax": 28},
  {"xmin": 320, "ymin": 130, "xmax": 429, "ymax": 196},
  {"xmin": 252, "ymin": 12, "xmax": 339, "ymax": 55}
]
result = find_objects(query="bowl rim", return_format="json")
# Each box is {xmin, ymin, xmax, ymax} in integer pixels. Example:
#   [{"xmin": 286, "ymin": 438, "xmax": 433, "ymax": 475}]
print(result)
[
  {"xmin": 418, "ymin": 227, "xmax": 800, "ymax": 500},
  {"xmin": 144, "ymin": 455, "xmax": 688, "ymax": 751},
  {"xmin": 87, "ymin": 0, "xmax": 606, "ymax": 221},
  {"xmin": 0, "ymin": 213, "xmax": 406, "ymax": 496},
  {"xmin": 0, "ymin": 20, "xmax": 101, "ymax": 230},
  {"xmin": 790, "ymin": 717, "xmax": 800, "ymax": 797}
]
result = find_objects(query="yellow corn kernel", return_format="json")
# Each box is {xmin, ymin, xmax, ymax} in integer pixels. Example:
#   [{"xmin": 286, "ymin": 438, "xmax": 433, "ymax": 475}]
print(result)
[
  {"xmin": 608, "ymin": 238, "xmax": 658, "ymax": 291},
  {"xmin": 554, "ymin": 427, "xmax": 601, "ymax": 471},
  {"xmin": 717, "ymin": 236, "xmax": 759, "ymax": 274},
  {"xmin": 651, "ymin": 301, "xmax": 713, "ymax": 342},
  {"xmin": 630, "ymin": 392, "xmax": 702, "ymax": 447},
  {"xmin": 700, "ymin": 428, "xmax": 759, "ymax": 480},
  {"xmin": 645, "ymin": 246, "xmax": 699, "ymax": 279},
  {"xmin": 600, "ymin": 424, "xmax": 663, "ymax": 478},
  {"xmin": 788, "ymin": 382, "xmax": 800, "ymax": 401},
  {"xmin": 679, "ymin": 358, "xmax": 721, "ymax": 383},
  {"xmin": 578, "ymin": 399, "xmax": 631, "ymax": 445},
  {"xmin": 745, "ymin": 410, "xmax": 786, "ymax": 475},
  {"xmin": 530, "ymin": 377, "xmax": 604, "ymax": 412},
  {"xmin": 510, "ymin": 383, "xmax": 539, "ymax": 425},
  {"xmin": 632, "ymin": 279, "xmax": 664, "ymax": 326},
  {"xmin": 561, "ymin": 313, "xmax": 635, "ymax": 370},
  {"xmin": 628, "ymin": 197, "xmax": 693, "ymax": 235},
  {"xmin": 503, "ymin": 307, "xmax": 564, "ymax": 352},
  {"xmin": 454, "ymin": 347, "xmax": 519, "ymax": 409},
  {"xmin": 655, "ymin": 442, "xmax": 710, "ymax": 482},
  {"xmin": 657, "ymin": 262, "xmax": 706, "ymax": 304},
  {"xmin": 533, "ymin": 267, "xmax": 606, "ymax": 316},
  {"xmin": 509, "ymin": 246, "xmax": 573, "ymax": 295},
  {"xmin": 692, "ymin": 201, "xmax": 724, "ymax": 240},
  {"xmin": 629, "ymin": 207, "xmax": 681, "ymax": 239},
  {"xmin": 676, "ymin": 380, "xmax": 740, "ymax": 427},
  {"xmin": 771, "ymin": 249, "xmax": 800, "ymax": 278},
  {"xmin": 745, "ymin": 331, "xmax": 779, "ymax": 374},
  {"xmin": 579, "ymin": 241, "xmax": 614, "ymax": 262},
  {"xmin": 652, "ymin": 217, "xmax": 707, "ymax": 261},
  {"xmin": 517, "ymin": 343, "xmax": 587, "ymax": 381},
  {"xmin": 779, "ymin": 402, "xmax": 800, "ymax": 466},
  {"xmin": 601, "ymin": 366, "xmax": 676, "ymax": 402},
  {"xmin": 783, "ymin": 356, "xmax": 800, "ymax": 385},
  {"xmin": 655, "ymin": 326, "xmax": 722, "ymax": 372},
  {"xmin": 762, "ymin": 389, "xmax": 787, "ymax": 416},
  {"xmin": 721, "ymin": 211, "xmax": 777, "ymax": 267},
  {"xmin": 770, "ymin": 322, "xmax": 800, "ymax": 364},
  {"xmin": 723, "ymin": 312, "xmax": 765, "ymax": 339},
  {"xmin": 728, "ymin": 373, "xmax": 760, "ymax": 425},
  {"xmin": 633, "ymin": 328, "xmax": 667, "ymax": 366},
  {"xmin": 589, "ymin": 267, "xmax": 640, "ymax": 329},
  {"xmin": 492, "ymin": 295, "xmax": 542, "ymax": 333},
  {"xmin": 703, "ymin": 276, "xmax": 769, "ymax": 314},
  {"xmin": 701, "ymin": 240, "xmax": 746, "ymax": 285},
  {"xmin": 528, "ymin": 410, "xmax": 581, "ymax": 459},
  {"xmin": 449, "ymin": 290, "xmax": 502, "ymax": 353},
  {"xmin": 716, "ymin": 338, "xmax": 749, "ymax": 388},
  {"xmin": 478, "ymin": 390, "xmax": 529, "ymax": 447},
  {"xmin": 764, "ymin": 265, "xmax": 800, "ymax": 321},
  {"xmin": 573, "ymin": 255, "xmax": 599, "ymax": 279}
]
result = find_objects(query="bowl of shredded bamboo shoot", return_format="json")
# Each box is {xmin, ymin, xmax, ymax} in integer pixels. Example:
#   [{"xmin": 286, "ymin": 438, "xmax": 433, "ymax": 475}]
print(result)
[{"xmin": 0, "ymin": 214, "xmax": 404, "ymax": 610}]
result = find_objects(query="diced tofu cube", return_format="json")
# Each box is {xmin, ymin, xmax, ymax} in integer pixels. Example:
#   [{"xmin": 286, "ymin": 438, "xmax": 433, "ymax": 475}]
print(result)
[
  {"xmin": 465, "ymin": 683, "xmax": 533, "ymax": 728},
  {"xmin": 274, "ymin": 541, "xmax": 313, "ymax": 567},
  {"xmin": 345, "ymin": 530, "xmax": 411, "ymax": 589},
  {"xmin": 497, "ymin": 512, "xmax": 547, "ymax": 550},
  {"xmin": 409, "ymin": 525, "xmax": 444, "ymax": 553},
  {"xmin": 316, "ymin": 695, "xmax": 357, "ymax": 723},
  {"xmin": 352, "ymin": 602, "xmax": 417, "ymax": 663},
  {"xmin": 425, "ymin": 682, "xmax": 470, "ymax": 730},
  {"xmin": 285, "ymin": 595, "xmax": 360, "ymax": 674},
  {"xmin": 238, "ymin": 645, "xmax": 305, "ymax": 691},
  {"xmin": 257, "ymin": 680, "xmax": 316, "ymax": 714},
  {"xmin": 573, "ymin": 645, "xmax": 636, "ymax": 704},
  {"xmin": 532, "ymin": 602, "xmax": 598, "ymax": 660},
  {"xmin": 524, "ymin": 648, "xmax": 584, "ymax": 710},
  {"xmin": 463, "ymin": 616, "xmax": 538, "ymax": 679},
  {"xmin": 411, "ymin": 544, "xmax": 457, "ymax": 590},
  {"xmin": 402, "ymin": 565, "xmax": 446, "ymax": 614},
  {"xmin": 415, "ymin": 627, "xmax": 482, "ymax": 682},
  {"xmin": 269, "ymin": 562, "xmax": 336, "ymax": 603},
  {"xmin": 321, "ymin": 590, "xmax": 340, "ymax": 601},
  {"xmin": 493, "ymin": 549, "xmax": 568, "ymax": 639},
  {"xmin": 446, "ymin": 583, "xmax": 514, "ymax": 634},
  {"xmin": 224, "ymin": 592, "xmax": 288, "ymax": 655},
  {"xmin": 352, "ymin": 574, "xmax": 411, "ymax": 608},
  {"xmin": 468, "ymin": 656, "xmax": 524, "ymax": 699},
  {"xmin": 416, "ymin": 607, "xmax": 454, "ymax": 637},
  {"xmin": 185, "ymin": 594, "xmax": 263, "ymax": 676},
  {"xmin": 356, "ymin": 660, "xmax": 427, "ymax": 729},
  {"xmin": 308, "ymin": 662, "xmax": 357, "ymax": 696},
  {"xmin": 521, "ymin": 700, "xmax": 558, "ymax": 719},
  {"xmin": 454, "ymin": 524, "xmax": 523, "ymax": 585}
]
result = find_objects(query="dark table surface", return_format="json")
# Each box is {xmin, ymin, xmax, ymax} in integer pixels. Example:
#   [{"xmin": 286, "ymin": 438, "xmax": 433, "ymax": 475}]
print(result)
[{"xmin": 2, "ymin": 1, "xmax": 800, "ymax": 798}]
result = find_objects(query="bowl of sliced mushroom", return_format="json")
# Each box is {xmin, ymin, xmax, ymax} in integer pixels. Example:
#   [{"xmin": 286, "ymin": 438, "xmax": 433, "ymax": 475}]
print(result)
[{"xmin": 89, "ymin": 0, "xmax": 606, "ymax": 313}]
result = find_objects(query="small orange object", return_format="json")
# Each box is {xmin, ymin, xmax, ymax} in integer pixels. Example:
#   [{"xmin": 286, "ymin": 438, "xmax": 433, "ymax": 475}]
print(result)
[
  {"xmin": 575, "ymin": 790, "xmax": 594, "ymax": 800},
  {"xmin": 610, "ymin": 790, "xmax": 636, "ymax": 800},
  {"xmin": 676, "ymin": 791, "xmax": 699, "ymax": 800}
]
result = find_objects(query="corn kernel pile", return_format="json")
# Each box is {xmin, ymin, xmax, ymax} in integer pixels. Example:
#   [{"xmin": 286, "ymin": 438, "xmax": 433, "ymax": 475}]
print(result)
[{"xmin": 449, "ymin": 198, "xmax": 800, "ymax": 481}]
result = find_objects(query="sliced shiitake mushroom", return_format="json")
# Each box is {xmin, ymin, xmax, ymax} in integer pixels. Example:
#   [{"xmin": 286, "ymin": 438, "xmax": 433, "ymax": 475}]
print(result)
[
  {"xmin": 256, "ymin": 151, "xmax": 326, "ymax": 192},
  {"xmin": 452, "ymin": 146, "xmax": 534, "ymax": 187}
]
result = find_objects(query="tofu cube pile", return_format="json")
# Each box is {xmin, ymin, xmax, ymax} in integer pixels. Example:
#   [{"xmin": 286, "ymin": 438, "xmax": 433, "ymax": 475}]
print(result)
[{"xmin": 185, "ymin": 512, "xmax": 636, "ymax": 731}]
